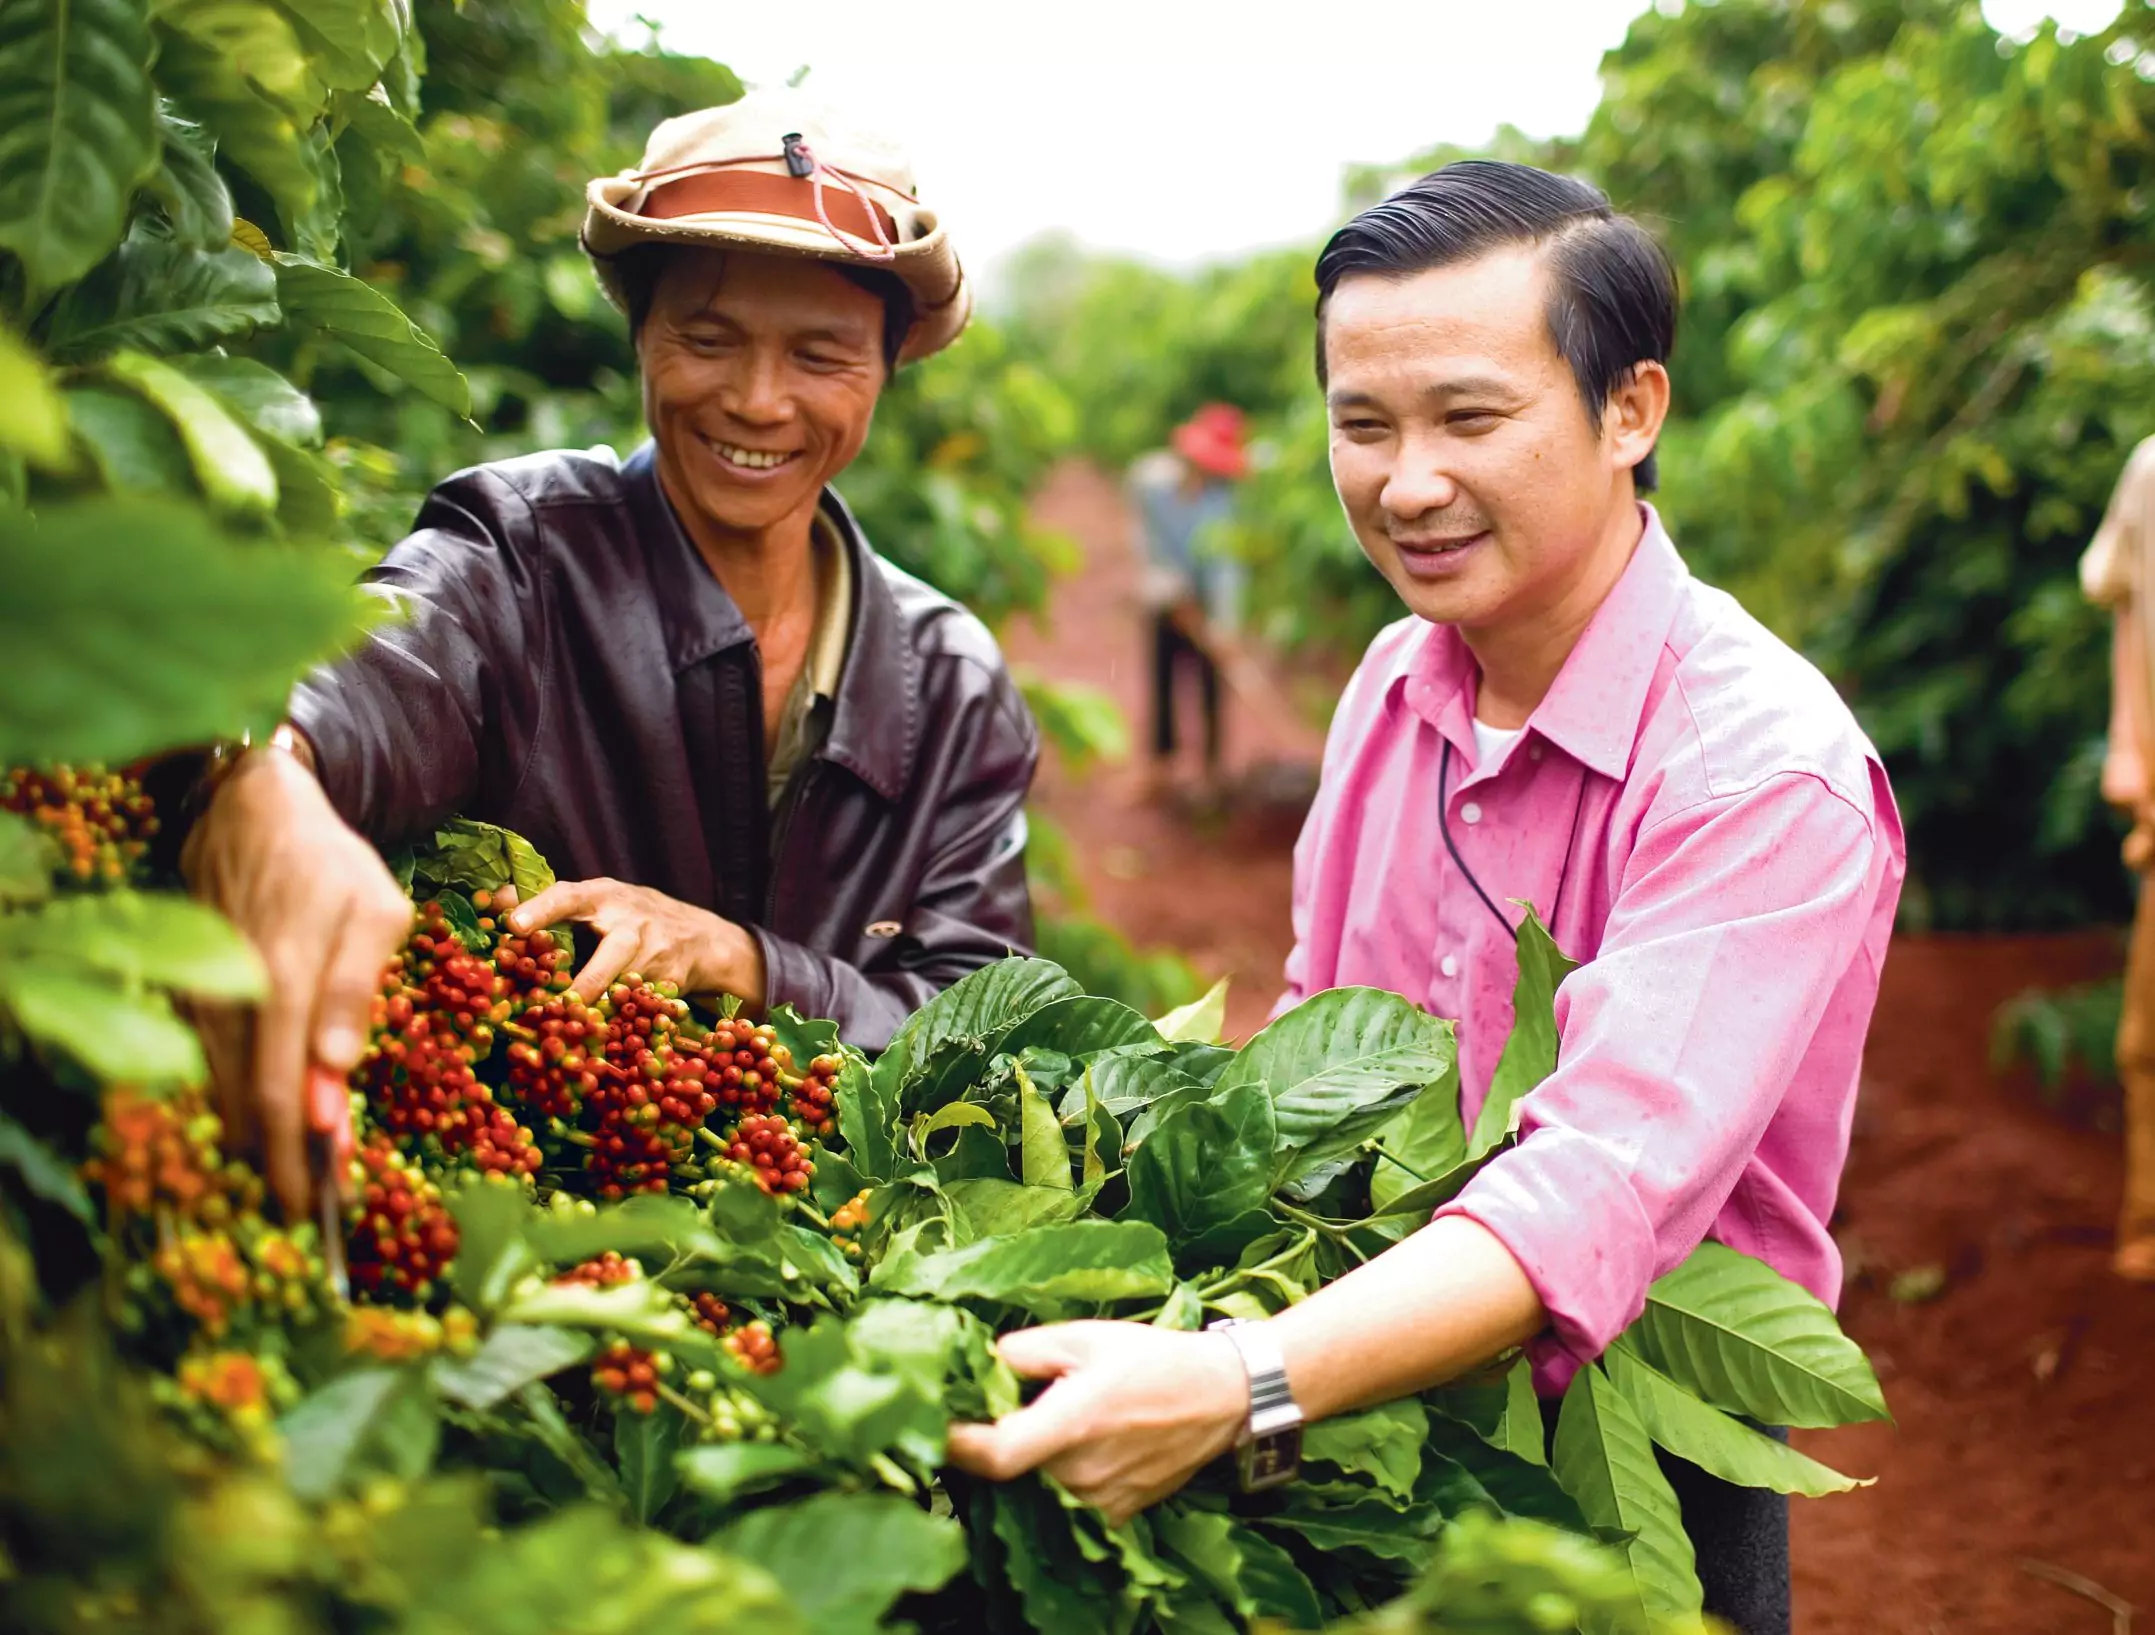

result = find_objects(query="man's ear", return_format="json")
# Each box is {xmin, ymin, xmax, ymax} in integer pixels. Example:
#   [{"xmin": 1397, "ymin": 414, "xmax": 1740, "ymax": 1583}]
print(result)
[{"xmin": 1607, "ymin": 360, "xmax": 1671, "ymax": 475}]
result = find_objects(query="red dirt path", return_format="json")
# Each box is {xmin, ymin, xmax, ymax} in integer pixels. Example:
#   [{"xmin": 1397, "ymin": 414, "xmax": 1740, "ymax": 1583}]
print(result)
[{"xmin": 1009, "ymin": 464, "xmax": 2155, "ymax": 1635}]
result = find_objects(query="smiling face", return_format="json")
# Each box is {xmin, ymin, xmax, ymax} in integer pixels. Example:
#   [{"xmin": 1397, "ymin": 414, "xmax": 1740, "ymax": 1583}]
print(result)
[
  {"xmin": 1322, "ymin": 245, "xmax": 1665, "ymax": 636},
  {"xmin": 636, "ymin": 248, "xmax": 888, "ymax": 545}
]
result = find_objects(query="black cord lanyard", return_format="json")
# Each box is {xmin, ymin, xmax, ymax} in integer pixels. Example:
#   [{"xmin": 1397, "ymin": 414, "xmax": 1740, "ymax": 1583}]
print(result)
[{"xmin": 1439, "ymin": 738, "xmax": 1518, "ymax": 941}]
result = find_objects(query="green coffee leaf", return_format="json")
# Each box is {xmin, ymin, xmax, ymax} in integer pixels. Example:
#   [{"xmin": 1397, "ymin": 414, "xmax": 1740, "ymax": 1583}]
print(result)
[
  {"xmin": 1301, "ymin": 1399, "xmax": 1427, "ymax": 1503},
  {"xmin": 945, "ymin": 1178, "xmax": 1086, "ymax": 1240},
  {"xmin": 523, "ymin": 1192, "xmax": 729, "ymax": 1272},
  {"xmin": 615, "ymin": 1403, "xmax": 684, "ymax": 1524},
  {"xmin": 103, "ymin": 350, "xmax": 278, "ymax": 518},
  {"xmin": 1470, "ymin": 905, "xmax": 1578, "ymax": 1157},
  {"xmin": 0, "ymin": 966, "xmax": 203, "ymax": 1084},
  {"xmin": 716, "ymin": 1492, "xmax": 966, "ymax": 1634},
  {"xmin": 912, "ymin": 1098, "xmax": 998, "ymax": 1160},
  {"xmin": 1017, "ymin": 1065, "xmax": 1072, "ymax": 1191},
  {"xmin": 998, "ymin": 994, "xmax": 1162, "ymax": 1059},
  {"xmin": 0, "ymin": 813, "xmax": 56, "ymax": 907},
  {"xmin": 333, "ymin": 86, "xmax": 423, "ymax": 167},
  {"xmin": 273, "ymin": 253, "xmax": 471, "ymax": 415},
  {"xmin": 499, "ymin": 1277, "xmax": 693, "ymax": 1349},
  {"xmin": 877, "ymin": 956, "xmax": 1079, "ymax": 1101},
  {"xmin": 1123, "ymin": 1082, "xmax": 1275, "ymax": 1253},
  {"xmin": 1154, "ymin": 976, "xmax": 1229, "ymax": 1045},
  {"xmin": 1552, "ymin": 1362, "xmax": 1702, "ymax": 1621},
  {"xmin": 279, "ymin": 1366, "xmax": 406, "ymax": 1501},
  {"xmin": 64, "ymin": 383, "xmax": 197, "ymax": 496},
  {"xmin": 1215, "ymin": 986, "xmax": 1457, "ymax": 1182},
  {"xmin": 145, "ymin": 103, "xmax": 234, "ymax": 250},
  {"xmin": 870, "ymin": 1219, "xmax": 1173, "ymax": 1312},
  {"xmin": 1156, "ymin": 1505, "xmax": 1325, "ymax": 1630},
  {"xmin": 986, "ymin": 1479, "xmax": 1134, "ymax": 1635},
  {"xmin": 1370, "ymin": 1055, "xmax": 1466, "ymax": 1213},
  {"xmin": 1498, "ymin": 1356, "xmax": 1548, "ymax": 1466},
  {"xmin": 0, "ymin": 499, "xmax": 373, "ymax": 767},
  {"xmin": 1626, "ymin": 1241, "xmax": 1889, "ymax": 1428},
  {"xmin": 0, "ymin": 890, "xmax": 265, "ymax": 999},
  {"xmin": 276, "ymin": 0, "xmax": 402, "ymax": 92},
  {"xmin": 171, "ymin": 353, "xmax": 323, "ymax": 447},
  {"xmin": 1420, "ymin": 1412, "xmax": 1586, "ymax": 1530},
  {"xmin": 1255, "ymin": 1495, "xmax": 1440, "ymax": 1565},
  {"xmin": 431, "ymin": 1325, "xmax": 593, "ymax": 1412},
  {"xmin": 44, "ymin": 238, "xmax": 280, "ymax": 362},
  {"xmin": 151, "ymin": 20, "xmax": 317, "ymax": 221},
  {"xmin": 0, "ymin": 323, "xmax": 70, "ymax": 471},
  {"xmin": 0, "ymin": 1108, "xmax": 93, "ymax": 1223},
  {"xmin": 1604, "ymin": 1341, "xmax": 1870, "ymax": 1496},
  {"xmin": 0, "ymin": 0, "xmax": 158, "ymax": 298},
  {"xmin": 676, "ymin": 1441, "xmax": 816, "ymax": 1508}
]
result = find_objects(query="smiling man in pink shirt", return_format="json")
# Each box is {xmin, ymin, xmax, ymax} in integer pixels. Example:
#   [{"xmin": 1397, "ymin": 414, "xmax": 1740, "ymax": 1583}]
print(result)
[{"xmin": 950, "ymin": 162, "xmax": 1904, "ymax": 1633}]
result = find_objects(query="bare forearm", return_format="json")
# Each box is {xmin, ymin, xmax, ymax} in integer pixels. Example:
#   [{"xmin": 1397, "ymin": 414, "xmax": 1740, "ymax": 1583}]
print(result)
[{"xmin": 1265, "ymin": 1215, "xmax": 1545, "ymax": 1421}]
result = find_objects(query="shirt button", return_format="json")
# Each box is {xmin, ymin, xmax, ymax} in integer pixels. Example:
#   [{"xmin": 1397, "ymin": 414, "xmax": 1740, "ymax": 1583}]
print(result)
[
  {"xmin": 1439, "ymin": 954, "xmax": 1459, "ymax": 978},
  {"xmin": 1460, "ymin": 802, "xmax": 1483, "ymax": 825}
]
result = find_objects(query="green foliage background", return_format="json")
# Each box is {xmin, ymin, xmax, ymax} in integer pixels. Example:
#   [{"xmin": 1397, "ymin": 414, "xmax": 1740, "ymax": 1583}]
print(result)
[{"xmin": 1002, "ymin": 0, "xmax": 2155, "ymax": 930}]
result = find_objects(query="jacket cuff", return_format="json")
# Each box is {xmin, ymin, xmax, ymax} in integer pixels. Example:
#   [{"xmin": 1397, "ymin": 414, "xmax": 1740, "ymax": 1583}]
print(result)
[
  {"xmin": 753, "ymin": 924, "xmax": 830, "ymax": 1022},
  {"xmin": 1433, "ymin": 1125, "xmax": 1660, "ymax": 1364},
  {"xmin": 286, "ymin": 685, "xmax": 365, "ymax": 831}
]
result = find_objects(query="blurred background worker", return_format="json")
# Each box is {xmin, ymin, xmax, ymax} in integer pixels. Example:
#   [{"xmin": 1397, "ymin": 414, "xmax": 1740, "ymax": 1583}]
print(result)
[
  {"xmin": 1129, "ymin": 404, "xmax": 1249, "ymax": 802},
  {"xmin": 2083, "ymin": 435, "xmax": 2155, "ymax": 1282}
]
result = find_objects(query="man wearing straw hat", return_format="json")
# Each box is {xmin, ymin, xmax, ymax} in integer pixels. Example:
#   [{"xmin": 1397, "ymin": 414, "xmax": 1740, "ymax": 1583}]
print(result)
[{"xmin": 183, "ymin": 88, "xmax": 1038, "ymax": 1218}]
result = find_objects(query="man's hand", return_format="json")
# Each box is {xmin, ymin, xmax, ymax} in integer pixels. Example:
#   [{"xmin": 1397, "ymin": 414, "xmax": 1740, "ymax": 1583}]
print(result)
[
  {"xmin": 182, "ymin": 744, "xmax": 410, "ymax": 1219},
  {"xmin": 944, "ymin": 1322, "xmax": 1249, "ymax": 1527},
  {"xmin": 504, "ymin": 878, "xmax": 766, "ymax": 1007}
]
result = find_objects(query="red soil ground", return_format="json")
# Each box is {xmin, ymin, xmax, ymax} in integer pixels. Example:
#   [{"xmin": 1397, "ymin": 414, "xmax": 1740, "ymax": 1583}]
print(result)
[{"xmin": 1009, "ymin": 463, "xmax": 2155, "ymax": 1635}]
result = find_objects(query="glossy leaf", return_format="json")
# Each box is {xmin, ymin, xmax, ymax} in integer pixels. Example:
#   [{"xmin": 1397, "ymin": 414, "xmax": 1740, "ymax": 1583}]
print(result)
[
  {"xmin": 1154, "ymin": 976, "xmax": 1229, "ymax": 1045},
  {"xmin": 1369, "ymin": 1056, "xmax": 1466, "ymax": 1213},
  {"xmin": 0, "ymin": 0, "xmax": 157, "ymax": 297},
  {"xmin": 64, "ymin": 382, "xmax": 196, "ymax": 496},
  {"xmin": 1470, "ymin": 904, "xmax": 1579, "ymax": 1157},
  {"xmin": 0, "ymin": 890, "xmax": 264, "ymax": 999},
  {"xmin": 172, "ymin": 353, "xmax": 322, "ymax": 447},
  {"xmin": 1498, "ymin": 1355, "xmax": 1548, "ymax": 1466},
  {"xmin": 1156, "ymin": 1505, "xmax": 1325, "ymax": 1631},
  {"xmin": 1301, "ymin": 1398, "xmax": 1426, "ymax": 1503},
  {"xmin": 273, "ymin": 253, "xmax": 470, "ymax": 414},
  {"xmin": 275, "ymin": 0, "xmax": 402, "ymax": 92},
  {"xmin": 1123, "ymin": 1082, "xmax": 1275, "ymax": 1252},
  {"xmin": 150, "ymin": 18, "xmax": 316, "ymax": 224},
  {"xmin": 1552, "ymin": 1363, "xmax": 1702, "ymax": 1622},
  {"xmin": 278, "ymin": 1366, "xmax": 405, "ymax": 1501},
  {"xmin": 1626, "ymin": 1241, "xmax": 1890, "ymax": 1429},
  {"xmin": 869, "ymin": 1218, "xmax": 1174, "ymax": 1311},
  {"xmin": 1016, "ymin": 1064, "xmax": 1072, "ymax": 1191},
  {"xmin": 1604, "ymin": 1341, "xmax": 1871, "ymax": 1497},
  {"xmin": 145, "ymin": 103, "xmax": 233, "ymax": 249},
  {"xmin": 877, "ymin": 956, "xmax": 1079, "ymax": 1099},
  {"xmin": 997, "ymin": 993, "xmax": 1161, "ymax": 1059},
  {"xmin": 0, "ymin": 814, "xmax": 55, "ymax": 906},
  {"xmin": 716, "ymin": 1492, "xmax": 966, "ymax": 1634},
  {"xmin": 430, "ymin": 1324, "xmax": 592, "ymax": 1412},
  {"xmin": 0, "ymin": 499, "xmax": 372, "ymax": 767},
  {"xmin": 1215, "ymin": 985, "xmax": 1457, "ymax": 1180},
  {"xmin": 104, "ymin": 349, "xmax": 278, "ymax": 518},
  {"xmin": 44, "ymin": 238, "xmax": 280, "ymax": 362},
  {"xmin": 0, "ymin": 1108, "xmax": 93, "ymax": 1223},
  {"xmin": 945, "ymin": 1177, "xmax": 1086, "ymax": 1240},
  {"xmin": 676, "ymin": 1441, "xmax": 816, "ymax": 1508},
  {"xmin": 0, "ymin": 967, "xmax": 203, "ymax": 1084},
  {"xmin": 0, "ymin": 323, "xmax": 70, "ymax": 470},
  {"xmin": 615, "ymin": 1403, "xmax": 684, "ymax": 1524}
]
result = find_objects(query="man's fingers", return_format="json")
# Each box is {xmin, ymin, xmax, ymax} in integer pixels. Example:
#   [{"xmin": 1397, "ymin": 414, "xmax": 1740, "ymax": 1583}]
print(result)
[
  {"xmin": 945, "ymin": 1379, "xmax": 1095, "ymax": 1483},
  {"xmin": 253, "ymin": 921, "xmax": 336, "ymax": 1218},
  {"xmin": 508, "ymin": 878, "xmax": 605, "ymax": 934},
  {"xmin": 995, "ymin": 1322, "xmax": 1099, "ymax": 1381},
  {"xmin": 568, "ymin": 928, "xmax": 639, "ymax": 1004},
  {"xmin": 311, "ymin": 884, "xmax": 411, "ymax": 1074}
]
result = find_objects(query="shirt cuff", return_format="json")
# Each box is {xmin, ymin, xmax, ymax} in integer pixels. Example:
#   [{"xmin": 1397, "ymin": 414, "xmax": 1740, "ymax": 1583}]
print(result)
[{"xmin": 1433, "ymin": 1124, "xmax": 1660, "ymax": 1365}]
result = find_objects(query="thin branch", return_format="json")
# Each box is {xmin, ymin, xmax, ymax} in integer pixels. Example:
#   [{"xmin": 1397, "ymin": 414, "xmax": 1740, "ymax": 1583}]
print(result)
[{"xmin": 2019, "ymin": 1558, "xmax": 2134, "ymax": 1635}]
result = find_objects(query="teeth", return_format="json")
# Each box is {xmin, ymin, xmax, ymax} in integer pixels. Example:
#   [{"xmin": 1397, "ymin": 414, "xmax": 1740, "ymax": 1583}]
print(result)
[{"xmin": 712, "ymin": 441, "xmax": 792, "ymax": 471}]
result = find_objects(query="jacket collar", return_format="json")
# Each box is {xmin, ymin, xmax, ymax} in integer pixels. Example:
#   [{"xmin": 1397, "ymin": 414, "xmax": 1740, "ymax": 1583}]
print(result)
[
  {"xmin": 1390, "ymin": 503, "xmax": 1689, "ymax": 782},
  {"xmin": 625, "ymin": 444, "xmax": 916, "ymax": 805}
]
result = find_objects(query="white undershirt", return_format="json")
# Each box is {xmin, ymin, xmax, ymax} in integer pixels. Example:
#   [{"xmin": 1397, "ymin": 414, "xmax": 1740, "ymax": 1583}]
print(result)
[{"xmin": 1471, "ymin": 717, "xmax": 1525, "ymax": 768}]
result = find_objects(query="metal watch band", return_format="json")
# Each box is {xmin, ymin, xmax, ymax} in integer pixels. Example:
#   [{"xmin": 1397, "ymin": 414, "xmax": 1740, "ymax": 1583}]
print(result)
[{"xmin": 1207, "ymin": 1317, "xmax": 1304, "ymax": 1490}]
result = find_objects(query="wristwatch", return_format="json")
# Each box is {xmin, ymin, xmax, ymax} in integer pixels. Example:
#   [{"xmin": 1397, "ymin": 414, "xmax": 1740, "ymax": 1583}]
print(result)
[{"xmin": 1207, "ymin": 1317, "xmax": 1303, "ymax": 1490}]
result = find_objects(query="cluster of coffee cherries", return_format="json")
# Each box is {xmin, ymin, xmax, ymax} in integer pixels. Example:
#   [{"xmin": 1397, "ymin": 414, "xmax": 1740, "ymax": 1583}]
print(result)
[
  {"xmin": 0, "ymin": 761, "xmax": 158, "ymax": 884},
  {"xmin": 86, "ymin": 1086, "xmax": 259, "ymax": 1229},
  {"xmin": 158, "ymin": 1347, "xmax": 300, "ymax": 1462},
  {"xmin": 345, "ymin": 1135, "xmax": 459, "ymax": 1301}
]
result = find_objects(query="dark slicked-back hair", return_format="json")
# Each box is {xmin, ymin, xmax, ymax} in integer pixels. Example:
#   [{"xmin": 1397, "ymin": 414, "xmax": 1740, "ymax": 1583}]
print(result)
[{"xmin": 1314, "ymin": 160, "xmax": 1677, "ymax": 492}]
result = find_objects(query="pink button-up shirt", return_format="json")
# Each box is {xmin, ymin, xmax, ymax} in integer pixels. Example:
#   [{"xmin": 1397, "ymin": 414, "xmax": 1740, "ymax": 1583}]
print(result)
[{"xmin": 1280, "ymin": 507, "xmax": 1905, "ymax": 1376}]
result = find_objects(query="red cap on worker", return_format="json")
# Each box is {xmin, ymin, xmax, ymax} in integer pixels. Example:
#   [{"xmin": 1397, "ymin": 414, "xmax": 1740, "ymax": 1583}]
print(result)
[{"xmin": 1172, "ymin": 403, "xmax": 1249, "ymax": 480}]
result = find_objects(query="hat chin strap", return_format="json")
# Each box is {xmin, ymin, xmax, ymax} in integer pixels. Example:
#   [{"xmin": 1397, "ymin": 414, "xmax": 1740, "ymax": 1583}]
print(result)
[{"xmin": 787, "ymin": 138, "xmax": 898, "ymax": 263}]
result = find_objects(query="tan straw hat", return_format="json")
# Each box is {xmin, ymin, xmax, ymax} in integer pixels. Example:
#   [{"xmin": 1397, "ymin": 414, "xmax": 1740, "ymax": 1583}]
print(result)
[{"xmin": 583, "ymin": 87, "xmax": 970, "ymax": 364}]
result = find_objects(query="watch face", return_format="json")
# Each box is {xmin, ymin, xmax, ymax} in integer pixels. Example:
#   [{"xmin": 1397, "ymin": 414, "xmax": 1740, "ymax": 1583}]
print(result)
[{"xmin": 1238, "ymin": 1424, "xmax": 1303, "ymax": 1491}]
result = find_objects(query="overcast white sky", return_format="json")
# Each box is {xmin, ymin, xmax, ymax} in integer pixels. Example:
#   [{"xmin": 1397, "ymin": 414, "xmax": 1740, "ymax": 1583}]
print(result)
[{"xmin": 586, "ymin": 0, "xmax": 2124, "ymax": 281}]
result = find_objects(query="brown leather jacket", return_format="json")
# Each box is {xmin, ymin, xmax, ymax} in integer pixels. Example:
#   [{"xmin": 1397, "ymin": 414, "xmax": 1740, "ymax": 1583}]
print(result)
[{"xmin": 288, "ymin": 443, "xmax": 1039, "ymax": 1050}]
